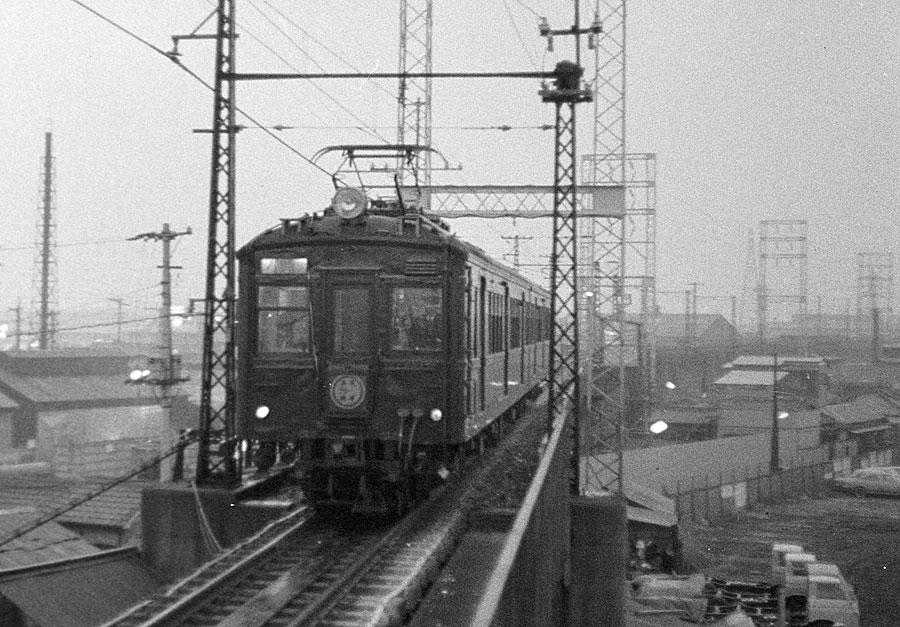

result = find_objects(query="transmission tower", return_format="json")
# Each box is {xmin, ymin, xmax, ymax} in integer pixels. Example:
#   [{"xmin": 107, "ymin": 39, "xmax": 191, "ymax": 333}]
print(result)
[
  {"xmin": 578, "ymin": 0, "xmax": 631, "ymax": 494},
  {"xmin": 396, "ymin": 0, "xmax": 432, "ymax": 190},
  {"xmin": 30, "ymin": 131, "xmax": 59, "ymax": 350},
  {"xmin": 738, "ymin": 229, "xmax": 757, "ymax": 333},
  {"xmin": 856, "ymin": 252, "xmax": 893, "ymax": 336},
  {"xmin": 757, "ymin": 220, "xmax": 808, "ymax": 344},
  {"xmin": 398, "ymin": 1, "xmax": 639, "ymax": 494}
]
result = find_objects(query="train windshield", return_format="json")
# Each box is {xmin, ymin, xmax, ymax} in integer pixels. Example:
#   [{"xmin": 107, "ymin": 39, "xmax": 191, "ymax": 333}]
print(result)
[
  {"xmin": 257, "ymin": 286, "xmax": 311, "ymax": 352},
  {"xmin": 390, "ymin": 287, "xmax": 442, "ymax": 350}
]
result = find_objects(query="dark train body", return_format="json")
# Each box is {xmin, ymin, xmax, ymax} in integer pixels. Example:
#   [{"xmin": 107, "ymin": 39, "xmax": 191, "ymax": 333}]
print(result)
[{"xmin": 236, "ymin": 188, "xmax": 550, "ymax": 512}]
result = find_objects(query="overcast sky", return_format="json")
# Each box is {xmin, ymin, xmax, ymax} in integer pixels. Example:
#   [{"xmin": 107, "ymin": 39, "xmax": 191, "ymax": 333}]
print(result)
[{"xmin": 3, "ymin": 1, "xmax": 900, "ymax": 341}]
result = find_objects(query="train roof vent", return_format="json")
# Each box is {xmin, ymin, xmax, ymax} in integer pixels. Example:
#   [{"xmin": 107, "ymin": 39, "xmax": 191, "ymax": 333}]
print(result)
[{"xmin": 405, "ymin": 256, "xmax": 438, "ymax": 276}]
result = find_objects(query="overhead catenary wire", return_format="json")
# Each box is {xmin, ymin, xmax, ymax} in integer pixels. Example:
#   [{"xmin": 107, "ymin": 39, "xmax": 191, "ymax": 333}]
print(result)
[
  {"xmin": 66, "ymin": 0, "xmax": 334, "ymax": 179},
  {"xmin": 239, "ymin": 0, "xmax": 390, "ymax": 143}
]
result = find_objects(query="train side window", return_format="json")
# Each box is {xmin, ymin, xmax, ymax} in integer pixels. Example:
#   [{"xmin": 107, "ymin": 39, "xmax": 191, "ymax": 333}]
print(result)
[
  {"xmin": 333, "ymin": 288, "xmax": 370, "ymax": 352},
  {"xmin": 510, "ymin": 297, "xmax": 521, "ymax": 349},
  {"xmin": 260, "ymin": 257, "xmax": 308, "ymax": 275},
  {"xmin": 391, "ymin": 287, "xmax": 442, "ymax": 351},
  {"xmin": 257, "ymin": 286, "xmax": 310, "ymax": 353}
]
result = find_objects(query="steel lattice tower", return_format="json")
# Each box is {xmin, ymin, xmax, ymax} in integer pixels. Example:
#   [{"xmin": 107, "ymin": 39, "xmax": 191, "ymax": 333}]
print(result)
[
  {"xmin": 541, "ymin": 62, "xmax": 591, "ymax": 492},
  {"xmin": 756, "ymin": 220, "xmax": 808, "ymax": 344},
  {"xmin": 856, "ymin": 252, "xmax": 893, "ymax": 334},
  {"xmin": 396, "ymin": 0, "xmax": 432, "ymax": 189},
  {"xmin": 579, "ymin": 0, "xmax": 631, "ymax": 494},
  {"xmin": 196, "ymin": 0, "xmax": 239, "ymax": 484},
  {"xmin": 31, "ymin": 131, "xmax": 59, "ymax": 350},
  {"xmin": 401, "ymin": 2, "xmax": 640, "ymax": 494}
]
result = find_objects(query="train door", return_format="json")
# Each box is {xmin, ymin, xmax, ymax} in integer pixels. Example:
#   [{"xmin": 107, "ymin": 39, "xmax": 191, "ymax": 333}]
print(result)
[{"xmin": 319, "ymin": 273, "xmax": 378, "ymax": 419}]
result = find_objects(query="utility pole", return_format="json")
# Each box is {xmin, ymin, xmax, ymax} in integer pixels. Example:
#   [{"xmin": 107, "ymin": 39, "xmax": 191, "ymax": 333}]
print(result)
[
  {"xmin": 32, "ymin": 131, "xmax": 59, "ymax": 350},
  {"xmin": 8, "ymin": 302, "xmax": 21, "ymax": 352},
  {"xmin": 107, "ymin": 297, "xmax": 128, "ymax": 343},
  {"xmin": 129, "ymin": 224, "xmax": 192, "ymax": 481},
  {"xmin": 501, "ymin": 234, "xmax": 533, "ymax": 272},
  {"xmin": 771, "ymin": 352, "xmax": 781, "ymax": 473}
]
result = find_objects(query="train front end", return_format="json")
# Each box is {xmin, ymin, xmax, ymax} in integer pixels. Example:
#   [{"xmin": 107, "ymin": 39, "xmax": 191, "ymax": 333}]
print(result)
[{"xmin": 237, "ymin": 189, "xmax": 466, "ymax": 513}]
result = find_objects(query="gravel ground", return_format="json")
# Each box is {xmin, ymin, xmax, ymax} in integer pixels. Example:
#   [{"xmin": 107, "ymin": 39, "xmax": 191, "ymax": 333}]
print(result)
[{"xmin": 679, "ymin": 493, "xmax": 900, "ymax": 627}]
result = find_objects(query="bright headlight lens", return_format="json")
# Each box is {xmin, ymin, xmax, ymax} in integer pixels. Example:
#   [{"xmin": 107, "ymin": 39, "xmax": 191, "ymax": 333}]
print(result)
[{"xmin": 255, "ymin": 405, "xmax": 270, "ymax": 419}]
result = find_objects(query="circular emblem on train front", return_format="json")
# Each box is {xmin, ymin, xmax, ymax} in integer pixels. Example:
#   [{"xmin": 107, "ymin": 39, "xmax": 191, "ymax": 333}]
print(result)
[{"xmin": 330, "ymin": 374, "xmax": 366, "ymax": 410}]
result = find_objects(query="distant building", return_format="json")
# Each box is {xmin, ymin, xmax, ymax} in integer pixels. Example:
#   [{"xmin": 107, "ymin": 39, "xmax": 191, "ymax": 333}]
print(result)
[
  {"xmin": 720, "ymin": 354, "xmax": 829, "ymax": 408},
  {"xmin": 819, "ymin": 393, "xmax": 900, "ymax": 457},
  {"xmin": 0, "ymin": 350, "xmax": 190, "ymax": 477},
  {"xmin": 651, "ymin": 313, "xmax": 740, "ymax": 349},
  {"xmin": 652, "ymin": 313, "xmax": 740, "ymax": 396},
  {"xmin": 649, "ymin": 405, "xmax": 719, "ymax": 443}
]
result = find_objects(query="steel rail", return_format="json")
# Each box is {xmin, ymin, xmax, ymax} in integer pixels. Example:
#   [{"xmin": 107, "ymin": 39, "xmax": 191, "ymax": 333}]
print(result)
[{"xmin": 100, "ymin": 506, "xmax": 314, "ymax": 627}]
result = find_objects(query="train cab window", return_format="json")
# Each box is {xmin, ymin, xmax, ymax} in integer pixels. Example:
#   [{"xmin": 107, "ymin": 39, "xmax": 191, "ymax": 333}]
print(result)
[
  {"xmin": 260, "ymin": 257, "xmax": 308, "ymax": 275},
  {"xmin": 257, "ymin": 286, "xmax": 310, "ymax": 352},
  {"xmin": 333, "ymin": 288, "xmax": 370, "ymax": 352},
  {"xmin": 391, "ymin": 287, "xmax": 442, "ymax": 351}
]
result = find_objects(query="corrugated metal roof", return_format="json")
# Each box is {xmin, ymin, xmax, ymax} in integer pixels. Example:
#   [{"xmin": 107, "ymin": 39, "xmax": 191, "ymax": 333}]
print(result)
[
  {"xmin": 623, "ymin": 483, "xmax": 676, "ymax": 516},
  {"xmin": 0, "ymin": 474, "xmax": 150, "ymax": 529},
  {"xmin": 0, "ymin": 510, "xmax": 100, "ymax": 569},
  {"xmin": 0, "ymin": 548, "xmax": 162, "ymax": 627},
  {"xmin": 723, "ymin": 355, "xmax": 826, "ymax": 370},
  {"xmin": 714, "ymin": 370, "xmax": 788, "ymax": 387},
  {"xmin": 849, "ymin": 425, "xmax": 892, "ymax": 435},
  {"xmin": 627, "ymin": 505, "xmax": 678, "ymax": 528}
]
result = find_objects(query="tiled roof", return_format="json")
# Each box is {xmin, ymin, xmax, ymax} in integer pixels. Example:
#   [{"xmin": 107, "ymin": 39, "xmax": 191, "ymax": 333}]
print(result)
[
  {"xmin": 0, "ymin": 473, "xmax": 150, "ymax": 529},
  {"xmin": 0, "ymin": 548, "xmax": 163, "ymax": 627},
  {"xmin": 0, "ymin": 509, "xmax": 100, "ymax": 569},
  {"xmin": 821, "ymin": 394, "xmax": 900, "ymax": 426},
  {"xmin": 0, "ymin": 371, "xmax": 157, "ymax": 405}
]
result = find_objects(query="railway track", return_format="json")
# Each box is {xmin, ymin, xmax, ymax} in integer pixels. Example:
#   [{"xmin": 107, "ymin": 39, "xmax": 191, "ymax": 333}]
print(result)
[
  {"xmin": 104, "ymin": 489, "xmax": 465, "ymax": 627},
  {"xmin": 105, "ymin": 402, "xmax": 547, "ymax": 627}
]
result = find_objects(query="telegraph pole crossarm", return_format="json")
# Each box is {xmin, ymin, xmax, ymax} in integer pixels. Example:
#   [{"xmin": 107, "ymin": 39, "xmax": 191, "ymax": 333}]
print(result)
[{"xmin": 129, "ymin": 224, "xmax": 192, "ymax": 481}]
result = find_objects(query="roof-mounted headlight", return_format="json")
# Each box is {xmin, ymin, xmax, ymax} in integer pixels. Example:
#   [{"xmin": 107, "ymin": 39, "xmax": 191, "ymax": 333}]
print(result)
[{"xmin": 332, "ymin": 187, "xmax": 368, "ymax": 220}]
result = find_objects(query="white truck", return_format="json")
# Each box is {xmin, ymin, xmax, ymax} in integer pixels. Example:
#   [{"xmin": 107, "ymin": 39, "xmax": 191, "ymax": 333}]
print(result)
[{"xmin": 768, "ymin": 544, "xmax": 860, "ymax": 627}]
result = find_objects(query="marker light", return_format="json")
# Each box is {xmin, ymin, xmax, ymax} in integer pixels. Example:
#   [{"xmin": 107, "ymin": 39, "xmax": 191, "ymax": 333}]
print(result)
[
  {"xmin": 430, "ymin": 408, "xmax": 443, "ymax": 422},
  {"xmin": 255, "ymin": 405, "xmax": 270, "ymax": 419},
  {"xmin": 129, "ymin": 369, "xmax": 143, "ymax": 381},
  {"xmin": 649, "ymin": 420, "xmax": 669, "ymax": 435},
  {"xmin": 331, "ymin": 187, "xmax": 368, "ymax": 219}
]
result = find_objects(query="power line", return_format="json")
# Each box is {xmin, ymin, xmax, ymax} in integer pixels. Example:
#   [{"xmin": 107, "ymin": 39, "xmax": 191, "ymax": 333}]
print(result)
[
  {"xmin": 0, "ymin": 236, "xmax": 131, "ymax": 252},
  {"xmin": 258, "ymin": 0, "xmax": 397, "ymax": 102},
  {"xmin": 503, "ymin": 0, "xmax": 541, "ymax": 70},
  {"xmin": 66, "ymin": 0, "xmax": 334, "ymax": 179},
  {"xmin": 240, "ymin": 0, "xmax": 389, "ymax": 143}
]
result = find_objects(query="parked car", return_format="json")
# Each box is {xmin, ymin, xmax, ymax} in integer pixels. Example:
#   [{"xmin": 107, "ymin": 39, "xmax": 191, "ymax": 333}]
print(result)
[{"xmin": 830, "ymin": 467, "xmax": 900, "ymax": 497}]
